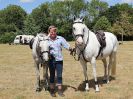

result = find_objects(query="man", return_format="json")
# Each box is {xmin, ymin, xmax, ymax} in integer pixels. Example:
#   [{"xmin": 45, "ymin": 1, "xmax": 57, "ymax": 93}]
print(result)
[{"xmin": 48, "ymin": 25, "xmax": 72, "ymax": 97}]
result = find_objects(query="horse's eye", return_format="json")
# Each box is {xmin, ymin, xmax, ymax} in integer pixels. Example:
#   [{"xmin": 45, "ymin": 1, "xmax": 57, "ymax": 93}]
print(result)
[
  {"xmin": 73, "ymin": 27, "xmax": 75, "ymax": 31},
  {"xmin": 83, "ymin": 28, "xmax": 85, "ymax": 33}
]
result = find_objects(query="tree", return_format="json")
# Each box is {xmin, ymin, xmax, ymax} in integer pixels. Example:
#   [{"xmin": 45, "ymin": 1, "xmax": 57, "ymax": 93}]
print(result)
[
  {"xmin": 119, "ymin": 12, "xmax": 133, "ymax": 36},
  {"xmin": 110, "ymin": 12, "xmax": 133, "ymax": 42},
  {"xmin": 31, "ymin": 3, "xmax": 51, "ymax": 33},
  {"xmin": 87, "ymin": 0, "xmax": 108, "ymax": 21},
  {"xmin": 101, "ymin": 3, "xmax": 133, "ymax": 25},
  {"xmin": 0, "ymin": 32, "xmax": 16, "ymax": 43},
  {"xmin": 49, "ymin": 1, "xmax": 74, "ymax": 34},
  {"xmin": 3, "ymin": 5, "xmax": 27, "ymax": 30},
  {"xmin": 23, "ymin": 15, "xmax": 40, "ymax": 35},
  {"xmin": 100, "ymin": 5, "xmax": 120, "ymax": 25},
  {"xmin": 0, "ymin": 5, "xmax": 27, "ymax": 35},
  {"xmin": 93, "ymin": 16, "xmax": 111, "ymax": 31}
]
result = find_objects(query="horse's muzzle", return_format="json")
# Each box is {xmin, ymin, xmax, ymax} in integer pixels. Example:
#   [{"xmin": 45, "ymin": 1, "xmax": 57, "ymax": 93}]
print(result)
[
  {"xmin": 76, "ymin": 41, "xmax": 83, "ymax": 46},
  {"xmin": 41, "ymin": 61, "xmax": 49, "ymax": 65}
]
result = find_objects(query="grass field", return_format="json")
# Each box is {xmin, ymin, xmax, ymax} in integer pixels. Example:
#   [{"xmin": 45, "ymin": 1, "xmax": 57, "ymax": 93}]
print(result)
[{"xmin": 0, "ymin": 41, "xmax": 133, "ymax": 99}]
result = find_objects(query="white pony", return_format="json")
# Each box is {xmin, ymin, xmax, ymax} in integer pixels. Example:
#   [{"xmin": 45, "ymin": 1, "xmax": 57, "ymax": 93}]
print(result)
[
  {"xmin": 72, "ymin": 17, "xmax": 118, "ymax": 92},
  {"xmin": 31, "ymin": 33, "xmax": 49, "ymax": 91}
]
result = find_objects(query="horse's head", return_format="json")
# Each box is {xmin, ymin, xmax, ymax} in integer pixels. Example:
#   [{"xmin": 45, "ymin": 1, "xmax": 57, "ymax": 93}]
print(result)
[
  {"xmin": 37, "ymin": 35, "xmax": 49, "ymax": 63},
  {"xmin": 73, "ymin": 16, "xmax": 87, "ymax": 46}
]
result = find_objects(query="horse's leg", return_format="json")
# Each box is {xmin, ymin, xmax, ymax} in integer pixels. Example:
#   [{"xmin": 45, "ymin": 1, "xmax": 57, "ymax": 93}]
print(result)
[
  {"xmin": 109, "ymin": 51, "xmax": 117, "ymax": 79},
  {"xmin": 42, "ymin": 64, "xmax": 49, "ymax": 91},
  {"xmin": 91, "ymin": 57, "xmax": 99, "ymax": 92},
  {"xmin": 79, "ymin": 59, "xmax": 89, "ymax": 91},
  {"xmin": 107, "ymin": 52, "xmax": 114, "ymax": 83},
  {"xmin": 35, "ymin": 61, "xmax": 41, "ymax": 92},
  {"xmin": 102, "ymin": 58, "xmax": 108, "ymax": 83}
]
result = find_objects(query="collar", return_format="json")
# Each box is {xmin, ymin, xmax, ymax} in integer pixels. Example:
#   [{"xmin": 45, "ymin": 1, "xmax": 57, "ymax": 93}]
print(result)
[{"xmin": 49, "ymin": 36, "xmax": 59, "ymax": 41}]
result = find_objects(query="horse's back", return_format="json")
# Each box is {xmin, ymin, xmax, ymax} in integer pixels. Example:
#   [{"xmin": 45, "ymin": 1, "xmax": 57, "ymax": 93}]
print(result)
[
  {"xmin": 104, "ymin": 32, "xmax": 118, "ymax": 50},
  {"xmin": 101, "ymin": 32, "xmax": 118, "ymax": 58}
]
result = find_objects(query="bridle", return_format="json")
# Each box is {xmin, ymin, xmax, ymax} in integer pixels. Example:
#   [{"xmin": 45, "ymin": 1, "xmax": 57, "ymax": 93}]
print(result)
[
  {"xmin": 37, "ymin": 36, "xmax": 50, "ymax": 62},
  {"xmin": 72, "ymin": 21, "xmax": 84, "ymax": 40},
  {"xmin": 72, "ymin": 22, "xmax": 90, "ymax": 62}
]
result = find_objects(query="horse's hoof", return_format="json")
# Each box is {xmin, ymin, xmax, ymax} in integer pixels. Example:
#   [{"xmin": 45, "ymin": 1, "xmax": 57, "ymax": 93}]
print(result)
[
  {"xmin": 95, "ymin": 90, "xmax": 100, "ymax": 93},
  {"xmin": 85, "ymin": 88, "xmax": 89, "ymax": 92},
  {"xmin": 36, "ymin": 88, "xmax": 41, "ymax": 92},
  {"xmin": 44, "ymin": 87, "xmax": 49, "ymax": 91},
  {"xmin": 103, "ymin": 79, "xmax": 107, "ymax": 83},
  {"xmin": 95, "ymin": 87, "xmax": 100, "ymax": 92}
]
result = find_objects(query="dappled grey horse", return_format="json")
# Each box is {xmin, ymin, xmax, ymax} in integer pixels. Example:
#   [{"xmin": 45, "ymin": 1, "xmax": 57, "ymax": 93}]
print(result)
[{"xmin": 30, "ymin": 33, "xmax": 49, "ymax": 91}]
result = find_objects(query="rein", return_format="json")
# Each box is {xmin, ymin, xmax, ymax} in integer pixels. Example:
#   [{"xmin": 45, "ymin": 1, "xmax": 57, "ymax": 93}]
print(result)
[
  {"xmin": 72, "ymin": 29, "xmax": 90, "ymax": 62},
  {"xmin": 36, "ymin": 36, "xmax": 50, "ymax": 62}
]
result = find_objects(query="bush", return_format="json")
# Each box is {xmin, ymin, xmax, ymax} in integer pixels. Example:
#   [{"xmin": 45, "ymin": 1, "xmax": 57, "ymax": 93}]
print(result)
[{"xmin": 0, "ymin": 32, "xmax": 16, "ymax": 43}]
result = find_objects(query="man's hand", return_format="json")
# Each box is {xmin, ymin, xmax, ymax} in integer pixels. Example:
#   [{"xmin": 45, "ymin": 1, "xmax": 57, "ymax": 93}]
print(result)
[{"xmin": 69, "ymin": 47, "xmax": 75, "ymax": 55}]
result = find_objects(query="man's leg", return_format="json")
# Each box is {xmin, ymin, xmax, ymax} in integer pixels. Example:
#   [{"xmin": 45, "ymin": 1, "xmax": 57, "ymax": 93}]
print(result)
[
  {"xmin": 56, "ymin": 61, "xmax": 65, "ymax": 97},
  {"xmin": 49, "ymin": 60, "xmax": 56, "ymax": 97}
]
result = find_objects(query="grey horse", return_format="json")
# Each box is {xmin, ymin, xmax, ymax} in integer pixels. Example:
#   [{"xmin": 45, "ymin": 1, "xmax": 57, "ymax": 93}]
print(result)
[{"xmin": 30, "ymin": 33, "xmax": 49, "ymax": 92}]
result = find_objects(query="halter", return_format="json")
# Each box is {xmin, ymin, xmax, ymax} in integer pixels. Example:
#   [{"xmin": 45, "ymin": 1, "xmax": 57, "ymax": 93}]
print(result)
[
  {"xmin": 72, "ymin": 21, "xmax": 84, "ymax": 40},
  {"xmin": 37, "ymin": 36, "xmax": 50, "ymax": 62},
  {"xmin": 72, "ymin": 34, "xmax": 84, "ymax": 41},
  {"xmin": 72, "ymin": 22, "xmax": 90, "ymax": 62}
]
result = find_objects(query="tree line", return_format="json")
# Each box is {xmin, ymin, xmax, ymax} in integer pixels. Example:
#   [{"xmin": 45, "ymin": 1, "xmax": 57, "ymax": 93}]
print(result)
[{"xmin": 0, "ymin": 0, "xmax": 133, "ymax": 43}]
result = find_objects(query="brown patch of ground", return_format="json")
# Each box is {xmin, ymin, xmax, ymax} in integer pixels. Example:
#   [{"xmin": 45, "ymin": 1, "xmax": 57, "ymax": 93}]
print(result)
[{"xmin": 0, "ymin": 42, "xmax": 133, "ymax": 99}]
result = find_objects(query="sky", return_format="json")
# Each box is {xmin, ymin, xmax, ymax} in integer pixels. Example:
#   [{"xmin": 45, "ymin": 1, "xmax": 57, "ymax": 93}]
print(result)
[{"xmin": 0, "ymin": 0, "xmax": 133, "ymax": 13}]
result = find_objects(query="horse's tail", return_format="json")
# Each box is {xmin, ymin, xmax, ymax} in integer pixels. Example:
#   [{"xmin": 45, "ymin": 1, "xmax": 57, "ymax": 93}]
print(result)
[
  {"xmin": 111, "ymin": 38, "xmax": 118, "ymax": 76},
  {"xmin": 111, "ymin": 51, "xmax": 117, "ymax": 76}
]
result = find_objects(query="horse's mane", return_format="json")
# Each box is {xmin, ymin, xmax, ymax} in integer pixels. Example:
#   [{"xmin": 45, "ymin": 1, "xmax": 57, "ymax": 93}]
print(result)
[{"xmin": 37, "ymin": 33, "xmax": 48, "ymax": 37}]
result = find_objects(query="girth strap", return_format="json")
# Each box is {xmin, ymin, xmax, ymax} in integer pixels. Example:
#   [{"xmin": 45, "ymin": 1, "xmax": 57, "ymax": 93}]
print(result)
[{"xmin": 95, "ymin": 30, "xmax": 106, "ymax": 58}]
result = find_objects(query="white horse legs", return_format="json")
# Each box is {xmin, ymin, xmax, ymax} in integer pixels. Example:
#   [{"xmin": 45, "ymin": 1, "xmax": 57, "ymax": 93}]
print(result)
[
  {"xmin": 102, "ymin": 52, "xmax": 117, "ymax": 83},
  {"xmin": 42, "ymin": 64, "xmax": 49, "ymax": 90},
  {"xmin": 80, "ymin": 60, "xmax": 89, "ymax": 91},
  {"xmin": 35, "ymin": 62, "xmax": 40, "ymax": 91},
  {"xmin": 102, "ymin": 58, "xmax": 109, "ymax": 83},
  {"xmin": 91, "ymin": 57, "xmax": 100, "ymax": 92}
]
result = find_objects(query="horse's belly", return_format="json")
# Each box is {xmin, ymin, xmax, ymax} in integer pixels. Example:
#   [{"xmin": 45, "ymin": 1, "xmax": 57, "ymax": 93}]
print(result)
[{"xmin": 98, "ymin": 45, "xmax": 113, "ymax": 59}]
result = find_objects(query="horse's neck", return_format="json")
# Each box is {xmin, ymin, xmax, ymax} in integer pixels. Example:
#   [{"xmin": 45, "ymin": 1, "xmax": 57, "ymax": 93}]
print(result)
[
  {"xmin": 83, "ymin": 28, "xmax": 100, "ymax": 52},
  {"xmin": 83, "ymin": 28, "xmax": 98, "ymax": 44},
  {"xmin": 33, "ymin": 37, "xmax": 40, "ymax": 54}
]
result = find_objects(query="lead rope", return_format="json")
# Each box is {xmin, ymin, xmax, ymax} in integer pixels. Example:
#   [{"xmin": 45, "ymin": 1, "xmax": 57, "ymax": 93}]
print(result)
[{"xmin": 72, "ymin": 29, "xmax": 89, "ymax": 62}]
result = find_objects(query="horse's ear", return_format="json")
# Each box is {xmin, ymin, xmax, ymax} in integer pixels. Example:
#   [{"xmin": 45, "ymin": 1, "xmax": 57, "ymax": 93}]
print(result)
[
  {"xmin": 73, "ymin": 15, "xmax": 76, "ymax": 22},
  {"xmin": 80, "ymin": 16, "xmax": 84, "ymax": 22}
]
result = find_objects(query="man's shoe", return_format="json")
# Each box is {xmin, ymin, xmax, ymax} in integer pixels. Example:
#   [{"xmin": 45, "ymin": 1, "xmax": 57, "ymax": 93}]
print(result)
[
  {"xmin": 58, "ymin": 90, "xmax": 65, "ymax": 97},
  {"xmin": 50, "ymin": 89, "xmax": 56, "ymax": 97}
]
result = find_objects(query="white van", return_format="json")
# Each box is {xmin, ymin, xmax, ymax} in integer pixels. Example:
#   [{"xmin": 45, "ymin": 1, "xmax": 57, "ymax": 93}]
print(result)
[
  {"xmin": 13, "ymin": 35, "xmax": 34, "ymax": 44},
  {"xmin": 13, "ymin": 35, "xmax": 22, "ymax": 44}
]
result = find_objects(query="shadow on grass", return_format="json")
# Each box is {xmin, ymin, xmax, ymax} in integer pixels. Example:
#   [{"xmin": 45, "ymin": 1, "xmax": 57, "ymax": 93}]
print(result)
[
  {"xmin": 77, "ymin": 76, "xmax": 115, "ymax": 91},
  {"xmin": 35, "ymin": 80, "xmax": 49, "ymax": 92},
  {"xmin": 62, "ymin": 85, "xmax": 78, "ymax": 92},
  {"xmin": 36, "ymin": 76, "xmax": 115, "ymax": 92},
  {"xmin": 37, "ymin": 80, "xmax": 74, "ymax": 93}
]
